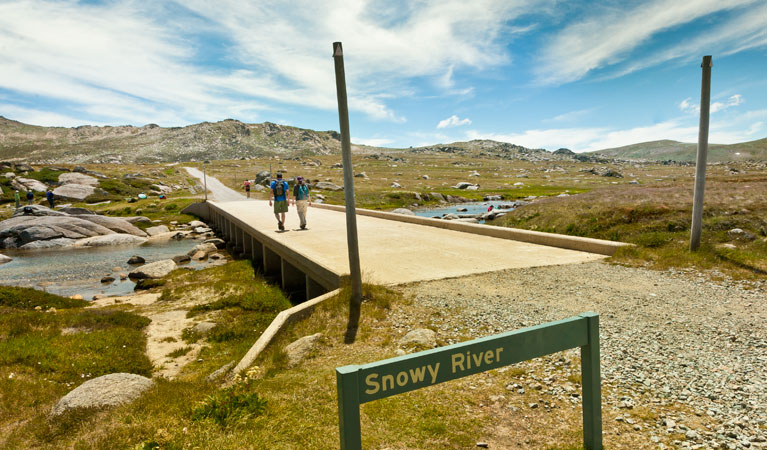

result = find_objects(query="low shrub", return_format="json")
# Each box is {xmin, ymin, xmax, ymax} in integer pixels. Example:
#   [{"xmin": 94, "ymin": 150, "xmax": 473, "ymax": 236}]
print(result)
[{"xmin": 191, "ymin": 382, "xmax": 267, "ymax": 426}]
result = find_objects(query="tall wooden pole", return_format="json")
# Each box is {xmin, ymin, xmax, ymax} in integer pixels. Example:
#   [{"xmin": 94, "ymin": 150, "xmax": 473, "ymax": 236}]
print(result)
[
  {"xmin": 332, "ymin": 41, "xmax": 363, "ymax": 311},
  {"xmin": 690, "ymin": 55, "xmax": 713, "ymax": 251}
]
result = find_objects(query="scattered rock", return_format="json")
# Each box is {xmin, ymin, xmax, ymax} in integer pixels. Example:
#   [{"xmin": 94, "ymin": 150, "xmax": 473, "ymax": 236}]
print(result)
[
  {"xmin": 127, "ymin": 255, "xmax": 145, "ymax": 265},
  {"xmin": 399, "ymin": 328, "xmax": 436, "ymax": 348},
  {"xmin": 101, "ymin": 276, "xmax": 115, "ymax": 283},
  {"xmin": 75, "ymin": 234, "xmax": 148, "ymax": 247},
  {"xmin": 53, "ymin": 184, "xmax": 96, "ymax": 201},
  {"xmin": 0, "ymin": 253, "xmax": 12, "ymax": 264},
  {"xmin": 50, "ymin": 373, "xmax": 154, "ymax": 417},
  {"xmin": 145, "ymin": 225, "xmax": 170, "ymax": 236},
  {"xmin": 58, "ymin": 172, "xmax": 99, "ymax": 186},
  {"xmin": 172, "ymin": 254, "xmax": 191, "ymax": 264},
  {"xmin": 284, "ymin": 333, "xmax": 322, "ymax": 367},
  {"xmin": 206, "ymin": 360, "xmax": 236, "ymax": 383},
  {"xmin": 204, "ymin": 238, "xmax": 226, "ymax": 249},
  {"xmin": 314, "ymin": 181, "xmax": 343, "ymax": 191},
  {"xmin": 128, "ymin": 259, "xmax": 176, "ymax": 279},
  {"xmin": 193, "ymin": 321, "xmax": 217, "ymax": 336},
  {"xmin": 392, "ymin": 208, "xmax": 415, "ymax": 216},
  {"xmin": 188, "ymin": 242, "xmax": 217, "ymax": 256}
]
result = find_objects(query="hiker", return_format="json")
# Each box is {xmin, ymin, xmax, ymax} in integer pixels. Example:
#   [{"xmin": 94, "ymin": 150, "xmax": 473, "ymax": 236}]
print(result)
[
  {"xmin": 243, "ymin": 179, "xmax": 251, "ymax": 198},
  {"xmin": 291, "ymin": 176, "xmax": 311, "ymax": 230},
  {"xmin": 26, "ymin": 190, "xmax": 34, "ymax": 205},
  {"xmin": 14, "ymin": 190, "xmax": 20, "ymax": 209},
  {"xmin": 269, "ymin": 173, "xmax": 289, "ymax": 230},
  {"xmin": 46, "ymin": 189, "xmax": 55, "ymax": 208}
]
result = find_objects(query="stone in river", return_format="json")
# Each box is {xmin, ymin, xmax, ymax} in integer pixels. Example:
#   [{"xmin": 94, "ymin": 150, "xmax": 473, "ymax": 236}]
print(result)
[
  {"xmin": 128, "ymin": 259, "xmax": 176, "ymax": 279},
  {"xmin": 127, "ymin": 255, "xmax": 145, "ymax": 265}
]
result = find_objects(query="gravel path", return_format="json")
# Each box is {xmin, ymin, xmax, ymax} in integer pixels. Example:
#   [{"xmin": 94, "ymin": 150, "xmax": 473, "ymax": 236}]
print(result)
[{"xmin": 401, "ymin": 262, "xmax": 767, "ymax": 449}]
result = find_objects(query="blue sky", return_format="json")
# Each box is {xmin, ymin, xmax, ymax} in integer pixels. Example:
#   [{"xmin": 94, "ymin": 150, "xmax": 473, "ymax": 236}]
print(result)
[{"xmin": 0, "ymin": 0, "xmax": 765, "ymax": 152}]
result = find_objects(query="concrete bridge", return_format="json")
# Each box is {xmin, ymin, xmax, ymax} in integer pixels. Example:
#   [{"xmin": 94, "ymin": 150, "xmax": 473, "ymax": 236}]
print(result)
[{"xmin": 183, "ymin": 199, "xmax": 625, "ymax": 302}]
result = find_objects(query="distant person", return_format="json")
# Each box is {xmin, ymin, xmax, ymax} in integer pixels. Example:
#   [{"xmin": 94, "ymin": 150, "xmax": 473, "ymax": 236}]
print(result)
[
  {"xmin": 26, "ymin": 190, "xmax": 33, "ymax": 205},
  {"xmin": 269, "ymin": 173, "xmax": 289, "ymax": 231},
  {"xmin": 46, "ymin": 189, "xmax": 55, "ymax": 208},
  {"xmin": 14, "ymin": 190, "xmax": 20, "ymax": 208},
  {"xmin": 291, "ymin": 176, "xmax": 311, "ymax": 230},
  {"xmin": 243, "ymin": 179, "xmax": 251, "ymax": 198}
]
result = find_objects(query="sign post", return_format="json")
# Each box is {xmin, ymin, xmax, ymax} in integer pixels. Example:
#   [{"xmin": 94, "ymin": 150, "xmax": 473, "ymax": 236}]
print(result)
[
  {"xmin": 337, "ymin": 312, "xmax": 602, "ymax": 450},
  {"xmin": 690, "ymin": 55, "xmax": 713, "ymax": 251},
  {"xmin": 332, "ymin": 41, "xmax": 363, "ymax": 313}
]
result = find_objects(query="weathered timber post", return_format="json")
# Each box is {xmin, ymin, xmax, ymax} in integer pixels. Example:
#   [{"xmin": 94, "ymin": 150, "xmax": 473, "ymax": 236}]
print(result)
[
  {"xmin": 332, "ymin": 41, "xmax": 364, "ymax": 316},
  {"xmin": 690, "ymin": 55, "xmax": 713, "ymax": 251}
]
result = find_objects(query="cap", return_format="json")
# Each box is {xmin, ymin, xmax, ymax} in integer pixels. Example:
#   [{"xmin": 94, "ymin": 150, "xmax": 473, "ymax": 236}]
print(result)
[{"xmin": 296, "ymin": 176, "xmax": 303, "ymax": 181}]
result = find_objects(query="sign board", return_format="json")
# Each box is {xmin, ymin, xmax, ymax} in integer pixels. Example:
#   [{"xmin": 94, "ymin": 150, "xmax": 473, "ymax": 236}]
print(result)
[{"xmin": 336, "ymin": 312, "xmax": 602, "ymax": 450}]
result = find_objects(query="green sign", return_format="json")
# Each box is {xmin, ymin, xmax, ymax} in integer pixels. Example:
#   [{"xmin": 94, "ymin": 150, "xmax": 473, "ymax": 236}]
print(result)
[{"xmin": 336, "ymin": 312, "xmax": 602, "ymax": 450}]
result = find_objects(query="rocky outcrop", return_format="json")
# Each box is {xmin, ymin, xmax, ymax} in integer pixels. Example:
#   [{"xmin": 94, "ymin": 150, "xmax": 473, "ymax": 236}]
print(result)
[
  {"xmin": 53, "ymin": 184, "xmax": 97, "ymax": 201},
  {"xmin": 128, "ymin": 259, "xmax": 177, "ymax": 279},
  {"xmin": 145, "ymin": 225, "xmax": 170, "ymax": 236},
  {"xmin": 0, "ymin": 206, "xmax": 146, "ymax": 249},
  {"xmin": 11, "ymin": 177, "xmax": 48, "ymax": 192},
  {"xmin": 50, "ymin": 373, "xmax": 154, "ymax": 417},
  {"xmin": 313, "ymin": 181, "xmax": 343, "ymax": 191},
  {"xmin": 75, "ymin": 234, "xmax": 148, "ymax": 247},
  {"xmin": 59, "ymin": 172, "xmax": 99, "ymax": 186},
  {"xmin": 392, "ymin": 208, "xmax": 415, "ymax": 216}
]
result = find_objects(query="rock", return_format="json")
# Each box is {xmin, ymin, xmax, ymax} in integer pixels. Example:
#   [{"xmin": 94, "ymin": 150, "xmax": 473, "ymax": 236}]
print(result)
[
  {"xmin": 10, "ymin": 205, "xmax": 68, "ymax": 218},
  {"xmin": 145, "ymin": 225, "xmax": 170, "ymax": 236},
  {"xmin": 76, "ymin": 234, "xmax": 148, "ymax": 247},
  {"xmin": 284, "ymin": 333, "xmax": 322, "ymax": 367},
  {"xmin": 14, "ymin": 163, "xmax": 34, "ymax": 172},
  {"xmin": 188, "ymin": 220, "xmax": 206, "ymax": 228},
  {"xmin": 101, "ymin": 276, "xmax": 115, "ymax": 283},
  {"xmin": 204, "ymin": 238, "xmax": 226, "ymax": 249},
  {"xmin": 465, "ymin": 185, "xmax": 478, "ymax": 190},
  {"xmin": 12, "ymin": 177, "xmax": 48, "ymax": 192},
  {"xmin": 442, "ymin": 213, "xmax": 459, "ymax": 220},
  {"xmin": 193, "ymin": 226, "xmax": 212, "ymax": 234},
  {"xmin": 193, "ymin": 321, "xmax": 217, "ymax": 335},
  {"xmin": 58, "ymin": 172, "xmax": 99, "ymax": 186},
  {"xmin": 127, "ymin": 255, "xmax": 145, "ymax": 265},
  {"xmin": 392, "ymin": 208, "xmax": 415, "ymax": 216},
  {"xmin": 59, "ymin": 207, "xmax": 96, "ymax": 215},
  {"xmin": 69, "ymin": 294, "xmax": 84, "ymax": 300},
  {"xmin": 19, "ymin": 238, "xmax": 77, "ymax": 249},
  {"xmin": 190, "ymin": 251, "xmax": 207, "ymax": 261},
  {"xmin": 206, "ymin": 360, "xmax": 236, "ymax": 383},
  {"xmin": 601, "ymin": 169, "xmax": 623, "ymax": 178},
  {"xmin": 354, "ymin": 172, "xmax": 367, "ymax": 178},
  {"xmin": 422, "ymin": 175, "xmax": 429, "ymax": 180},
  {"xmin": 430, "ymin": 192, "xmax": 446, "ymax": 202},
  {"xmin": 74, "ymin": 215, "xmax": 147, "ymax": 237},
  {"xmin": 0, "ymin": 253, "xmax": 12, "ymax": 264},
  {"xmin": 53, "ymin": 184, "xmax": 96, "ymax": 201},
  {"xmin": 469, "ymin": 171, "xmax": 480, "ymax": 177},
  {"xmin": 124, "ymin": 216, "xmax": 152, "ymax": 224},
  {"xmin": 728, "ymin": 228, "xmax": 757, "ymax": 241},
  {"xmin": 128, "ymin": 259, "xmax": 176, "ymax": 279},
  {"xmin": 399, "ymin": 328, "xmax": 436, "ymax": 347},
  {"xmin": 453, "ymin": 182, "xmax": 474, "ymax": 189},
  {"xmin": 172, "ymin": 254, "xmax": 191, "ymax": 264},
  {"xmin": 209, "ymin": 253, "xmax": 223, "ymax": 260},
  {"xmin": 455, "ymin": 218, "xmax": 479, "ymax": 223},
  {"xmin": 484, "ymin": 195, "xmax": 503, "ymax": 201},
  {"xmin": 1, "ymin": 215, "xmax": 116, "ymax": 248},
  {"xmin": 188, "ymin": 242, "xmax": 217, "ymax": 256},
  {"xmin": 50, "ymin": 373, "xmax": 154, "ymax": 417},
  {"xmin": 391, "ymin": 182, "xmax": 402, "ymax": 188},
  {"xmin": 314, "ymin": 181, "xmax": 343, "ymax": 191}
]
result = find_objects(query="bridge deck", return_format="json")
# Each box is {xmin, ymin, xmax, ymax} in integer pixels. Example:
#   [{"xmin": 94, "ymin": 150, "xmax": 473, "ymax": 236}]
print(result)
[{"xmin": 212, "ymin": 200, "xmax": 605, "ymax": 286}]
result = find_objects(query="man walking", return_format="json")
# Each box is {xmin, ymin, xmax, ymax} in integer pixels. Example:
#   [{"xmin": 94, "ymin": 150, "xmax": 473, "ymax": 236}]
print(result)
[
  {"xmin": 269, "ymin": 173, "xmax": 289, "ymax": 230},
  {"xmin": 291, "ymin": 176, "xmax": 311, "ymax": 230},
  {"xmin": 46, "ymin": 189, "xmax": 55, "ymax": 208},
  {"xmin": 26, "ymin": 190, "xmax": 33, "ymax": 205}
]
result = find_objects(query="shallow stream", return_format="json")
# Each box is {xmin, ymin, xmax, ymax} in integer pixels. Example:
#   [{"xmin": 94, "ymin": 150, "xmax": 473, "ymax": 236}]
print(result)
[{"xmin": 0, "ymin": 239, "xmax": 206, "ymax": 300}]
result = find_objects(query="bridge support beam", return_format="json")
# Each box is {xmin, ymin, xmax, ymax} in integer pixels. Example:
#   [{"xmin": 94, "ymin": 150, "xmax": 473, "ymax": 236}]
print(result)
[
  {"xmin": 307, "ymin": 276, "xmax": 326, "ymax": 300},
  {"xmin": 282, "ymin": 259, "xmax": 307, "ymax": 302},
  {"xmin": 252, "ymin": 239, "xmax": 264, "ymax": 270},
  {"xmin": 263, "ymin": 246, "xmax": 281, "ymax": 277},
  {"xmin": 243, "ymin": 231, "xmax": 252, "ymax": 257}
]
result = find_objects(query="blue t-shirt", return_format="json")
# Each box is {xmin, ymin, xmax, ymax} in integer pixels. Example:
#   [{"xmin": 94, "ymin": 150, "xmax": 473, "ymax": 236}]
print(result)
[{"xmin": 270, "ymin": 180, "xmax": 289, "ymax": 202}]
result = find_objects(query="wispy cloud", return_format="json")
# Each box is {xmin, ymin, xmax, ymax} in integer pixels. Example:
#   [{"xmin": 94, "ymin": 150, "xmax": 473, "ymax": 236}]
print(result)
[
  {"xmin": 352, "ymin": 137, "xmax": 394, "ymax": 147},
  {"xmin": 437, "ymin": 115, "xmax": 472, "ymax": 129},
  {"xmin": 535, "ymin": 0, "xmax": 763, "ymax": 84},
  {"xmin": 679, "ymin": 94, "xmax": 744, "ymax": 114}
]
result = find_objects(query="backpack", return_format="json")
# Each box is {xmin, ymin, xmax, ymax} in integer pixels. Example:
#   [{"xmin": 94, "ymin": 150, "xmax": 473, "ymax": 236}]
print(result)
[
  {"xmin": 298, "ymin": 184, "xmax": 309, "ymax": 200},
  {"xmin": 273, "ymin": 180, "xmax": 285, "ymax": 197}
]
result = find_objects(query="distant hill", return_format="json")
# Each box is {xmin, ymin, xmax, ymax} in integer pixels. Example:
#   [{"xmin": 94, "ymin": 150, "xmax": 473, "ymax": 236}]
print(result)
[
  {"xmin": 0, "ymin": 116, "xmax": 345, "ymax": 164},
  {"xmin": 0, "ymin": 116, "xmax": 587, "ymax": 164},
  {"xmin": 589, "ymin": 138, "xmax": 767, "ymax": 162}
]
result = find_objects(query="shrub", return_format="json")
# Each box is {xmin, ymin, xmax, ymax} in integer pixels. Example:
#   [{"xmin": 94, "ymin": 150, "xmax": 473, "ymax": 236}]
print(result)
[
  {"xmin": 191, "ymin": 382, "xmax": 267, "ymax": 426},
  {"xmin": 0, "ymin": 286, "xmax": 88, "ymax": 310}
]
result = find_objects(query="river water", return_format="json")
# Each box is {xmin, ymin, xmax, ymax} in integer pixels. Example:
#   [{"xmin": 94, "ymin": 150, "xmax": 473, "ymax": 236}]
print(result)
[
  {"xmin": 413, "ymin": 200, "xmax": 518, "ymax": 221},
  {"xmin": 0, "ymin": 239, "xmax": 206, "ymax": 300}
]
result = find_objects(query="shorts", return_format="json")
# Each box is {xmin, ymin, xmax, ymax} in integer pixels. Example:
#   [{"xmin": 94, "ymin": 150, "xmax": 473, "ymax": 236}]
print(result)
[{"xmin": 273, "ymin": 200, "xmax": 288, "ymax": 213}]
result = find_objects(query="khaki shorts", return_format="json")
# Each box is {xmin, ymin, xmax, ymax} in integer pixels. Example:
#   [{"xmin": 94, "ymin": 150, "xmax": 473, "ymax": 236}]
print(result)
[{"xmin": 273, "ymin": 200, "xmax": 288, "ymax": 213}]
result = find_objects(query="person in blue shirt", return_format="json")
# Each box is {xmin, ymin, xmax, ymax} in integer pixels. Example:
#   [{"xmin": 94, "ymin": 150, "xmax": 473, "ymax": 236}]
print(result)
[
  {"xmin": 291, "ymin": 176, "xmax": 312, "ymax": 230},
  {"xmin": 269, "ymin": 173, "xmax": 289, "ymax": 230}
]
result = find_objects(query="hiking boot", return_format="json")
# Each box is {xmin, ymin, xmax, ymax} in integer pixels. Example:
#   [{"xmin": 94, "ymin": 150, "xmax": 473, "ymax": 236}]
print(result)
[
  {"xmin": 278, "ymin": 221, "xmax": 284, "ymax": 230},
  {"xmin": 300, "ymin": 224, "xmax": 306, "ymax": 230}
]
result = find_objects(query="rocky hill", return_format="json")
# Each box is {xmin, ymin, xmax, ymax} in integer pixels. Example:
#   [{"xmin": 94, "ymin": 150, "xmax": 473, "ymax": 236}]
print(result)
[
  {"xmin": 589, "ymin": 138, "xmax": 767, "ymax": 162},
  {"xmin": 0, "ymin": 117, "xmax": 344, "ymax": 164}
]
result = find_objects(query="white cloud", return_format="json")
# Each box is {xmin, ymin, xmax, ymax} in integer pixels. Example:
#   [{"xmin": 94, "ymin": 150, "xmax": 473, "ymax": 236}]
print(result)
[
  {"xmin": 437, "ymin": 115, "xmax": 472, "ymax": 129},
  {"xmin": 352, "ymin": 137, "xmax": 394, "ymax": 147},
  {"xmin": 680, "ymin": 94, "xmax": 745, "ymax": 114},
  {"xmin": 536, "ymin": 0, "xmax": 763, "ymax": 84},
  {"xmin": 544, "ymin": 108, "xmax": 594, "ymax": 123}
]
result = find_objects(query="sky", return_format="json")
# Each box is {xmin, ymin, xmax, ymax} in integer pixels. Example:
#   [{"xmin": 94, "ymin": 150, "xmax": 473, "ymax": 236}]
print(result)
[{"xmin": 0, "ymin": 0, "xmax": 766, "ymax": 152}]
